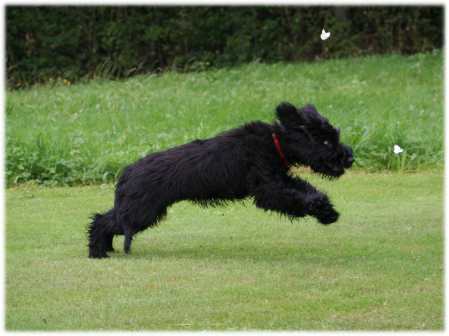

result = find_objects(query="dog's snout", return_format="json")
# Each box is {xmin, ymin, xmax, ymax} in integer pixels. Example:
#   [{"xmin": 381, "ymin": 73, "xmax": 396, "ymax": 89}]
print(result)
[{"xmin": 343, "ymin": 145, "xmax": 354, "ymax": 168}]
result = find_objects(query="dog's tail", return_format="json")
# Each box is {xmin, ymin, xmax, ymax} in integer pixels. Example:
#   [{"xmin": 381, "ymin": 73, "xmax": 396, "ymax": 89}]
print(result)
[{"xmin": 87, "ymin": 209, "xmax": 118, "ymax": 259}]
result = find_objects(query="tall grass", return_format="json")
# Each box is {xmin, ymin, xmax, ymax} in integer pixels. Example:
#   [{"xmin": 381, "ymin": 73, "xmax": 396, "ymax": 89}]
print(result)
[{"xmin": 6, "ymin": 52, "xmax": 443, "ymax": 186}]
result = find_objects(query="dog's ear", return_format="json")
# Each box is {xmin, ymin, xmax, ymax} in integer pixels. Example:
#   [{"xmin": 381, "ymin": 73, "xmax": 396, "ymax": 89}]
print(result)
[
  {"xmin": 298, "ymin": 104, "xmax": 328, "ymax": 127},
  {"xmin": 276, "ymin": 102, "xmax": 306, "ymax": 127}
]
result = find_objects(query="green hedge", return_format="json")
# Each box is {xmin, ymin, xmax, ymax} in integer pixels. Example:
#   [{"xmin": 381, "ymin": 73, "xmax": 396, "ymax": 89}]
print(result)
[{"xmin": 7, "ymin": 6, "xmax": 443, "ymax": 88}]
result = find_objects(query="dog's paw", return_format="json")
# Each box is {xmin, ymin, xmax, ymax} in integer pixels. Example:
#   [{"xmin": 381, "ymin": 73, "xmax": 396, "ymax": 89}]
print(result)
[
  {"xmin": 306, "ymin": 194, "xmax": 339, "ymax": 225},
  {"xmin": 316, "ymin": 207, "xmax": 339, "ymax": 225}
]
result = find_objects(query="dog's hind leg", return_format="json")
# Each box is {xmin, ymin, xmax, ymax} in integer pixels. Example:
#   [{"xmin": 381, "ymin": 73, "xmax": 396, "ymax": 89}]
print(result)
[
  {"xmin": 123, "ymin": 227, "xmax": 133, "ymax": 254},
  {"xmin": 107, "ymin": 219, "xmax": 124, "ymax": 252},
  {"xmin": 105, "ymin": 234, "xmax": 114, "ymax": 252},
  {"xmin": 121, "ymin": 205, "xmax": 168, "ymax": 255},
  {"xmin": 117, "ymin": 214, "xmax": 134, "ymax": 254}
]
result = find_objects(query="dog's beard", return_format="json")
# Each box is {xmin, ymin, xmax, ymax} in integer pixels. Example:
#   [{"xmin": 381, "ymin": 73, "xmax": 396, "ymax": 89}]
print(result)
[{"xmin": 310, "ymin": 163, "xmax": 345, "ymax": 179}]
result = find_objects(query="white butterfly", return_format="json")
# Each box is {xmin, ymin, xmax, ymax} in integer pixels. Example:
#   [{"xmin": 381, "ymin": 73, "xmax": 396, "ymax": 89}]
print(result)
[
  {"xmin": 393, "ymin": 144, "xmax": 404, "ymax": 154},
  {"xmin": 320, "ymin": 29, "xmax": 331, "ymax": 41}
]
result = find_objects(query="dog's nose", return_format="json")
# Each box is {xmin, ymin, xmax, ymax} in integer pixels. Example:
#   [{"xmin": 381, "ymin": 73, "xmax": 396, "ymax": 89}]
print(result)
[{"xmin": 343, "ymin": 145, "xmax": 354, "ymax": 168}]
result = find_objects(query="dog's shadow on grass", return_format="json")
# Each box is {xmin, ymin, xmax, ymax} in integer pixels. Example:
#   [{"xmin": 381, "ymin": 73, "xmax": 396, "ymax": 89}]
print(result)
[{"xmin": 111, "ymin": 242, "xmax": 336, "ymax": 264}]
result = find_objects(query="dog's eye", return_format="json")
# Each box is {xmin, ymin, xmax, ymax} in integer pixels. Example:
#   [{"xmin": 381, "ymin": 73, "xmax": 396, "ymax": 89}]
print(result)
[{"xmin": 323, "ymin": 140, "xmax": 331, "ymax": 146}]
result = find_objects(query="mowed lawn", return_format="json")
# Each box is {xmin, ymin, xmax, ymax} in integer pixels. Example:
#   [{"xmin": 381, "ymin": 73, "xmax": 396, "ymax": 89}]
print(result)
[{"xmin": 6, "ymin": 170, "xmax": 443, "ymax": 330}]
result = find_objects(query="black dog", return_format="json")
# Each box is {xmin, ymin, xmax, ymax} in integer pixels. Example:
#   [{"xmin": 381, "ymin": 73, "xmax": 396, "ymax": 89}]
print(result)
[{"xmin": 88, "ymin": 102, "xmax": 353, "ymax": 258}]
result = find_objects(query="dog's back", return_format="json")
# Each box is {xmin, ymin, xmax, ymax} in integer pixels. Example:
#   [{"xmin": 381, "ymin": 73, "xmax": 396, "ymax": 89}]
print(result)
[{"xmin": 116, "ymin": 127, "xmax": 252, "ymax": 208}]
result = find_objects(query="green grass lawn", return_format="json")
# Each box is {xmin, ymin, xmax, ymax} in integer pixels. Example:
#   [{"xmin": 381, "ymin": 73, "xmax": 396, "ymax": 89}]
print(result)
[
  {"xmin": 6, "ymin": 171, "xmax": 443, "ymax": 330},
  {"xmin": 6, "ymin": 52, "xmax": 443, "ymax": 185}
]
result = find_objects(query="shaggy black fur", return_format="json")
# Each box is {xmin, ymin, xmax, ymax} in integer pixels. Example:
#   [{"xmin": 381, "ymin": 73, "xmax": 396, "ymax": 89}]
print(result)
[{"xmin": 88, "ymin": 102, "xmax": 354, "ymax": 258}]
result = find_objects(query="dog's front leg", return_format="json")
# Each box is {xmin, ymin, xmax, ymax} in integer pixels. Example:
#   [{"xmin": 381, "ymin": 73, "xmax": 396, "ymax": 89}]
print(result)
[
  {"xmin": 252, "ymin": 181, "xmax": 309, "ymax": 218},
  {"xmin": 287, "ymin": 176, "xmax": 339, "ymax": 225},
  {"xmin": 251, "ymin": 177, "xmax": 339, "ymax": 224}
]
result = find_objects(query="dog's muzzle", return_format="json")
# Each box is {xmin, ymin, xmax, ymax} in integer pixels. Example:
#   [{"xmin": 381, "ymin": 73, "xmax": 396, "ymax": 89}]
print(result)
[{"xmin": 343, "ymin": 145, "xmax": 354, "ymax": 168}]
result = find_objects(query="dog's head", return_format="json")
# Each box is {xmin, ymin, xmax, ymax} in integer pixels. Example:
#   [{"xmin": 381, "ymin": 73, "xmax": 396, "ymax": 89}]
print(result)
[{"xmin": 275, "ymin": 102, "xmax": 354, "ymax": 178}]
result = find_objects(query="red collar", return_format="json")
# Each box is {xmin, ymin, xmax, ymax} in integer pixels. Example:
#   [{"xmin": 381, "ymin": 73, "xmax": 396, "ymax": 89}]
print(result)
[{"xmin": 272, "ymin": 133, "xmax": 289, "ymax": 168}]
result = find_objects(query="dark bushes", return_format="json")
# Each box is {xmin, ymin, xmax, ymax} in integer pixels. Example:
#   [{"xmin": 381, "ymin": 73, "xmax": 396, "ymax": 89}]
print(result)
[{"xmin": 6, "ymin": 6, "xmax": 443, "ymax": 88}]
